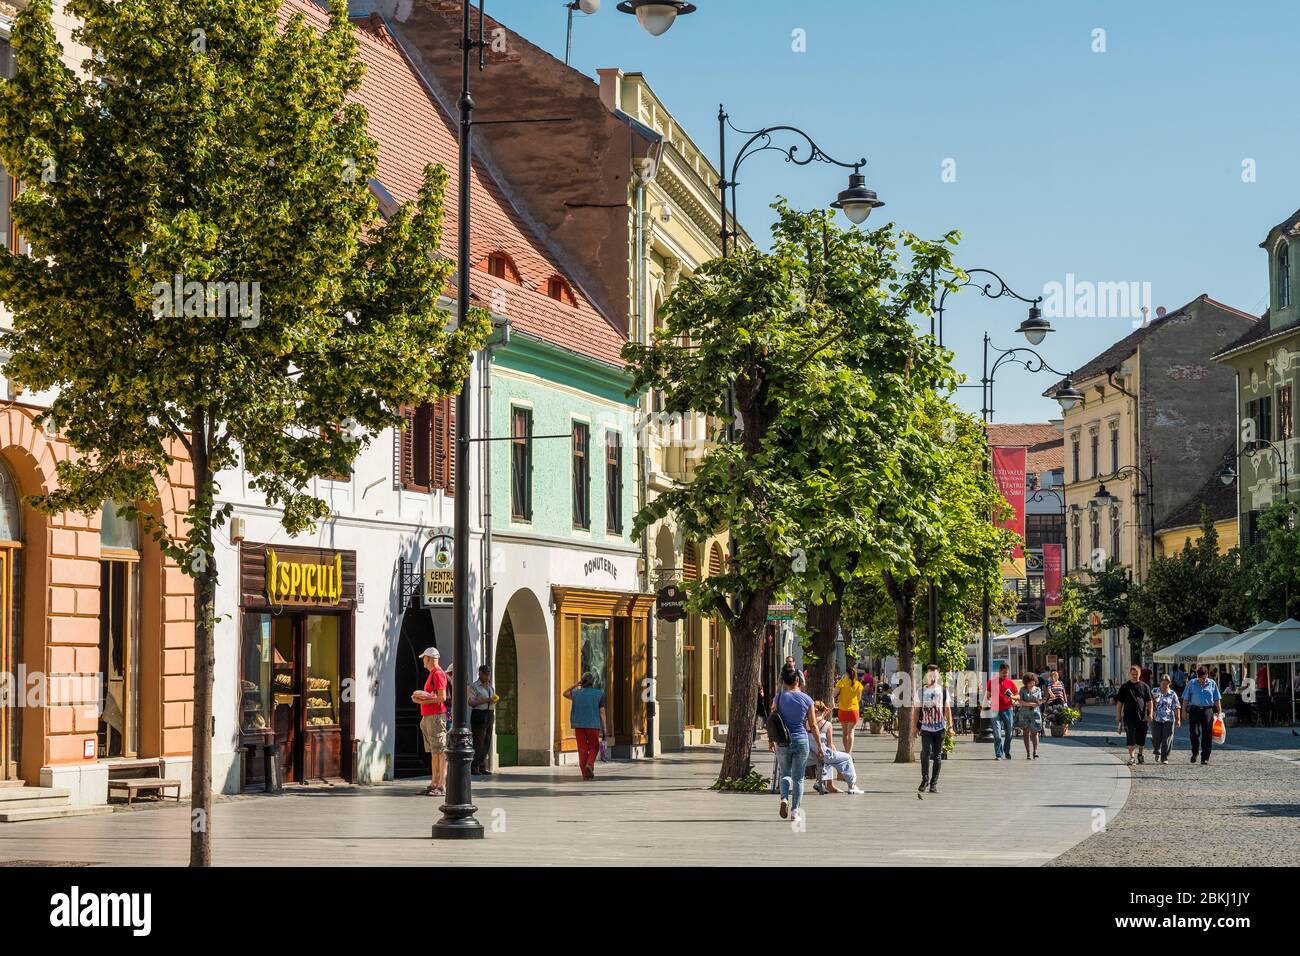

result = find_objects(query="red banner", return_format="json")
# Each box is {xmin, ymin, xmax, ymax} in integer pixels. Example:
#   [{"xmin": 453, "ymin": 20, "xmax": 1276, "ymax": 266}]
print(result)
[
  {"xmin": 992, "ymin": 446, "xmax": 1027, "ymax": 577},
  {"xmin": 1043, "ymin": 543, "xmax": 1063, "ymax": 607}
]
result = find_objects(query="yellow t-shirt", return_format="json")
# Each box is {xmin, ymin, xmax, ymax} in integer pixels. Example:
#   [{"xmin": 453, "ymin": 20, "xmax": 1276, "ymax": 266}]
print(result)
[{"xmin": 835, "ymin": 678, "xmax": 864, "ymax": 712}]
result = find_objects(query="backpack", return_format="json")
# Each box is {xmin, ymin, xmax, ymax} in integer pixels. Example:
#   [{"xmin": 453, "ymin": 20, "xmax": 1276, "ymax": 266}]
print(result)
[{"xmin": 766, "ymin": 692, "xmax": 792, "ymax": 746}]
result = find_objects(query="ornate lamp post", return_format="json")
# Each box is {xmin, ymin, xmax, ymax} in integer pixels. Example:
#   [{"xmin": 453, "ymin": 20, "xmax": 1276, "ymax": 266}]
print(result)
[
  {"xmin": 1218, "ymin": 439, "xmax": 1290, "ymax": 499},
  {"xmin": 1091, "ymin": 464, "xmax": 1157, "ymax": 565},
  {"xmin": 435, "ymin": 0, "xmax": 685, "ymax": 842}
]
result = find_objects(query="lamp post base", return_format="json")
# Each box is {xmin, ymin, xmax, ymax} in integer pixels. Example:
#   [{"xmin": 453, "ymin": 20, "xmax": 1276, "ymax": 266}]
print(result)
[
  {"xmin": 974, "ymin": 717, "xmax": 995, "ymax": 743},
  {"xmin": 431, "ymin": 814, "xmax": 485, "ymax": 840}
]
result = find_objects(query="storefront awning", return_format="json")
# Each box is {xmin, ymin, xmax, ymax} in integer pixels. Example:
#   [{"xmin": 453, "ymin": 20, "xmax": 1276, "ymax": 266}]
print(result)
[
  {"xmin": 1201, "ymin": 619, "xmax": 1300, "ymax": 664},
  {"xmin": 1153, "ymin": 623, "xmax": 1239, "ymax": 664}
]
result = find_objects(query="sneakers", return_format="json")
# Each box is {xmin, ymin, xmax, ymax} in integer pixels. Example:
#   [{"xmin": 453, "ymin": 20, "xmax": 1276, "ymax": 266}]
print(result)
[
  {"xmin": 1137, "ymin": 752, "xmax": 1145, "ymax": 764},
  {"xmin": 1032, "ymin": 753, "xmax": 1040, "ymax": 760},
  {"xmin": 918, "ymin": 781, "xmax": 928, "ymax": 793},
  {"xmin": 779, "ymin": 797, "xmax": 789, "ymax": 819},
  {"xmin": 846, "ymin": 787, "xmax": 865, "ymax": 795},
  {"xmin": 1127, "ymin": 755, "xmax": 1136, "ymax": 766},
  {"xmin": 928, "ymin": 784, "xmax": 938, "ymax": 794},
  {"xmin": 1190, "ymin": 754, "xmax": 1198, "ymax": 764}
]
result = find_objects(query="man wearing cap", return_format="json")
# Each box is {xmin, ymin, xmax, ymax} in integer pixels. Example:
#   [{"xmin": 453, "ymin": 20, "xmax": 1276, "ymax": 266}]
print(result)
[{"xmin": 411, "ymin": 647, "xmax": 448, "ymax": 795}]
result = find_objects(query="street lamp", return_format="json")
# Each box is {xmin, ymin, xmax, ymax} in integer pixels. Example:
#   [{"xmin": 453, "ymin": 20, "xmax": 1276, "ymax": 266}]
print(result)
[
  {"xmin": 716, "ymin": 107, "xmax": 879, "ymax": 255},
  {"xmin": 1090, "ymin": 464, "xmax": 1157, "ymax": 565},
  {"xmin": 1218, "ymin": 438, "xmax": 1290, "ymax": 498},
  {"xmin": 564, "ymin": 0, "xmax": 601, "ymax": 66},
  {"xmin": 1053, "ymin": 374, "xmax": 1084, "ymax": 412},
  {"xmin": 436, "ymin": 0, "xmax": 682, "ymax": 841},
  {"xmin": 616, "ymin": 0, "xmax": 697, "ymax": 36}
]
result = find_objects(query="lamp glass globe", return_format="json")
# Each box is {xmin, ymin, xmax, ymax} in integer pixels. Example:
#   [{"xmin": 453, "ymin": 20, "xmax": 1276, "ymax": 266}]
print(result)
[{"xmin": 636, "ymin": 3, "xmax": 678, "ymax": 36}]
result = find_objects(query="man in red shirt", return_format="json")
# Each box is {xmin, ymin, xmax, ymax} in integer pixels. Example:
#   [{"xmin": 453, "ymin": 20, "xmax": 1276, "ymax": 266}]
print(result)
[
  {"xmin": 986, "ymin": 664, "xmax": 1018, "ymax": 761},
  {"xmin": 411, "ymin": 647, "xmax": 448, "ymax": 796}
]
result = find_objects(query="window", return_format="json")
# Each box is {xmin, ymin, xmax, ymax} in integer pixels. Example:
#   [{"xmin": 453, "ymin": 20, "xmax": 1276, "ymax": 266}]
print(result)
[
  {"xmin": 1071, "ymin": 510, "xmax": 1082, "ymax": 569},
  {"xmin": 572, "ymin": 421, "xmax": 590, "ymax": 529},
  {"xmin": 1279, "ymin": 386, "xmax": 1294, "ymax": 442},
  {"xmin": 1109, "ymin": 421, "xmax": 1120, "ymax": 472},
  {"xmin": 0, "ymin": 460, "xmax": 21, "ymax": 780},
  {"xmin": 399, "ymin": 398, "xmax": 454, "ymax": 494},
  {"xmin": 1089, "ymin": 427, "xmax": 1100, "ymax": 479},
  {"xmin": 1280, "ymin": 243, "xmax": 1292, "ymax": 310},
  {"xmin": 545, "ymin": 276, "xmax": 574, "ymax": 305},
  {"xmin": 1110, "ymin": 505, "xmax": 1121, "ymax": 564},
  {"xmin": 510, "ymin": 407, "xmax": 532, "ymax": 521},
  {"xmin": 484, "ymin": 252, "xmax": 520, "ymax": 284},
  {"xmin": 99, "ymin": 500, "xmax": 141, "ymax": 758},
  {"xmin": 1089, "ymin": 506, "xmax": 1101, "ymax": 557},
  {"xmin": 0, "ymin": 37, "xmax": 21, "ymax": 257},
  {"xmin": 1025, "ymin": 513, "xmax": 1065, "ymax": 549},
  {"xmin": 1071, "ymin": 436, "xmax": 1081, "ymax": 483},
  {"xmin": 605, "ymin": 430, "xmax": 622, "ymax": 534},
  {"xmin": 1246, "ymin": 396, "xmax": 1273, "ymax": 446}
]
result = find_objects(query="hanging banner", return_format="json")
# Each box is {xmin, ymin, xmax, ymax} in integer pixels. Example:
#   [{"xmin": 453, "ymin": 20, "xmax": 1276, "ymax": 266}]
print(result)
[
  {"xmin": 1043, "ymin": 543, "xmax": 1063, "ymax": 607},
  {"xmin": 992, "ymin": 445, "xmax": 1027, "ymax": 578}
]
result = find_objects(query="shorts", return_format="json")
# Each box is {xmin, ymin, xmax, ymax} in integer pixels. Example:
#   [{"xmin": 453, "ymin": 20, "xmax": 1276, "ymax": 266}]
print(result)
[
  {"xmin": 838, "ymin": 709, "xmax": 858, "ymax": 726},
  {"xmin": 421, "ymin": 713, "xmax": 448, "ymax": 754},
  {"xmin": 1124, "ymin": 718, "xmax": 1148, "ymax": 746}
]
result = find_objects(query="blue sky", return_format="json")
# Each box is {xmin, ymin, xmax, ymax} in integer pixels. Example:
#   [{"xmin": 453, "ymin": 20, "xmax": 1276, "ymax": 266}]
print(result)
[{"xmin": 490, "ymin": 0, "xmax": 1298, "ymax": 421}]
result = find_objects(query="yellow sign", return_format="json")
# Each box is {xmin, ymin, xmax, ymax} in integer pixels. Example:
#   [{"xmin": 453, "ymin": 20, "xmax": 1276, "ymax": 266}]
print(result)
[
  {"xmin": 424, "ymin": 568, "xmax": 453, "ymax": 604},
  {"xmin": 266, "ymin": 548, "xmax": 344, "ymax": 605}
]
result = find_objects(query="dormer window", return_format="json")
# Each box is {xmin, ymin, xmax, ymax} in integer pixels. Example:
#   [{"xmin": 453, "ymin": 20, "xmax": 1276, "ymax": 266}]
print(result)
[
  {"xmin": 1279, "ymin": 242, "xmax": 1291, "ymax": 309},
  {"xmin": 544, "ymin": 276, "xmax": 575, "ymax": 305},
  {"xmin": 483, "ymin": 251, "xmax": 521, "ymax": 285}
]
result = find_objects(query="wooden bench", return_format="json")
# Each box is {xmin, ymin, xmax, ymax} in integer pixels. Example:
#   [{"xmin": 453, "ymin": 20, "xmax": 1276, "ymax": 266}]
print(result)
[{"xmin": 106, "ymin": 762, "xmax": 182, "ymax": 807}]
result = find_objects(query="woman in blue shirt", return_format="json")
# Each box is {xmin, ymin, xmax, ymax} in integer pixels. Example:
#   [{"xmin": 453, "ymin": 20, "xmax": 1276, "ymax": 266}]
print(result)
[
  {"xmin": 768, "ymin": 665, "xmax": 823, "ymax": 822},
  {"xmin": 1151, "ymin": 673, "xmax": 1181, "ymax": 764}
]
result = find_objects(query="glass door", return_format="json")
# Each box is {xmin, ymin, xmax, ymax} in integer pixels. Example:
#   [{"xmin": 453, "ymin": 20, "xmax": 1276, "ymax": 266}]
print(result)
[{"xmin": 0, "ymin": 547, "xmax": 18, "ymax": 780}]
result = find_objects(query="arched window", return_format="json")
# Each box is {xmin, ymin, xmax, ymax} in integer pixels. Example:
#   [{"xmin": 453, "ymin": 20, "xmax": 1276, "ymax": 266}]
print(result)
[
  {"xmin": 0, "ymin": 459, "xmax": 21, "ymax": 780},
  {"xmin": 99, "ymin": 499, "xmax": 141, "ymax": 757},
  {"xmin": 482, "ymin": 251, "xmax": 521, "ymax": 285},
  {"xmin": 1279, "ymin": 242, "xmax": 1292, "ymax": 310},
  {"xmin": 543, "ymin": 276, "xmax": 574, "ymax": 305}
]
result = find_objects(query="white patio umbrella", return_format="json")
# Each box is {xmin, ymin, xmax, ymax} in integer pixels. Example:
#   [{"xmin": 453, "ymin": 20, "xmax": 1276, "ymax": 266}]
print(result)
[
  {"xmin": 1213, "ymin": 619, "xmax": 1300, "ymax": 725},
  {"xmin": 1153, "ymin": 624, "xmax": 1238, "ymax": 665}
]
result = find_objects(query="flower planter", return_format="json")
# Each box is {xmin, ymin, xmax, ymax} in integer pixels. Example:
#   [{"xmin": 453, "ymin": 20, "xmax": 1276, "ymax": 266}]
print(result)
[
  {"xmin": 1049, "ymin": 724, "xmax": 1068, "ymax": 738},
  {"xmin": 868, "ymin": 722, "xmax": 883, "ymax": 736}
]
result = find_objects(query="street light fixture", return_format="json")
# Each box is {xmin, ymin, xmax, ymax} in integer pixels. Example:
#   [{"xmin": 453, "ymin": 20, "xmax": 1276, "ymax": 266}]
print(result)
[
  {"xmin": 616, "ymin": 0, "xmax": 697, "ymax": 36},
  {"xmin": 1053, "ymin": 374, "xmax": 1084, "ymax": 413},
  {"xmin": 1017, "ymin": 305, "xmax": 1052, "ymax": 346},
  {"xmin": 830, "ymin": 168, "xmax": 885, "ymax": 225}
]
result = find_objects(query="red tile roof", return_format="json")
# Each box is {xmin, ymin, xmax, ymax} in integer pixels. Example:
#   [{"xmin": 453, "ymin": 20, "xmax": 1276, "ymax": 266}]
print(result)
[
  {"xmin": 281, "ymin": 0, "xmax": 626, "ymax": 367},
  {"xmin": 987, "ymin": 423, "xmax": 1064, "ymax": 475}
]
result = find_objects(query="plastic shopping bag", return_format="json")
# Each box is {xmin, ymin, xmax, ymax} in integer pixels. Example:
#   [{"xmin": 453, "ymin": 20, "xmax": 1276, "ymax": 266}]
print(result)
[
  {"xmin": 1211, "ymin": 714, "xmax": 1227, "ymax": 744},
  {"xmin": 599, "ymin": 737, "xmax": 610, "ymax": 762}
]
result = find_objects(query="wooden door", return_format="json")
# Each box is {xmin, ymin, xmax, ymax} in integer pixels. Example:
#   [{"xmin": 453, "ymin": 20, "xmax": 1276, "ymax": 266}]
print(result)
[{"xmin": 495, "ymin": 618, "xmax": 518, "ymax": 767}]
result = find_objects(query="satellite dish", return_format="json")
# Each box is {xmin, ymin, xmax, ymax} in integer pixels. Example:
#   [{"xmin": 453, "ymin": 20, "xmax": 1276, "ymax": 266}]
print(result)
[{"xmin": 1155, "ymin": 306, "xmax": 1167, "ymax": 318}]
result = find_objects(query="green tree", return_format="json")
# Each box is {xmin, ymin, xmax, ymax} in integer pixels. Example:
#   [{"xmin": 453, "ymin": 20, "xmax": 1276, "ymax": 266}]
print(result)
[
  {"xmin": 1130, "ymin": 506, "xmax": 1234, "ymax": 650},
  {"xmin": 0, "ymin": 0, "xmax": 489, "ymax": 865},
  {"xmin": 1080, "ymin": 558, "xmax": 1140, "ymax": 661},
  {"xmin": 626, "ymin": 204, "xmax": 954, "ymax": 781},
  {"xmin": 1250, "ymin": 499, "xmax": 1300, "ymax": 620}
]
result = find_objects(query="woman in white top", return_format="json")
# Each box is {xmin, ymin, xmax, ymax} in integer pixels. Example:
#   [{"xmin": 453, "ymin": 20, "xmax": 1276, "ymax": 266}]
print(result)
[{"xmin": 812, "ymin": 701, "xmax": 864, "ymax": 794}]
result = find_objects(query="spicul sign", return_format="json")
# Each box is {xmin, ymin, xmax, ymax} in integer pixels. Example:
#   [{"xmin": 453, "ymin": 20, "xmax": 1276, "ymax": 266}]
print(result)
[{"xmin": 266, "ymin": 548, "xmax": 344, "ymax": 605}]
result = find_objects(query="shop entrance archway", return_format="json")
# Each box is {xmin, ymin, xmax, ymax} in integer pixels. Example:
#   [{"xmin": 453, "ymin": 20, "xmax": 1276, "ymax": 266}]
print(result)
[{"xmin": 497, "ymin": 588, "xmax": 549, "ymax": 766}]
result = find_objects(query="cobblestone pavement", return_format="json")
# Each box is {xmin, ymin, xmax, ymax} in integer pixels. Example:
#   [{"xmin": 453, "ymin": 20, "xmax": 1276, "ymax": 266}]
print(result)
[
  {"xmin": 0, "ymin": 723, "xmax": 1127, "ymax": 867},
  {"xmin": 1047, "ymin": 707, "xmax": 1300, "ymax": 867}
]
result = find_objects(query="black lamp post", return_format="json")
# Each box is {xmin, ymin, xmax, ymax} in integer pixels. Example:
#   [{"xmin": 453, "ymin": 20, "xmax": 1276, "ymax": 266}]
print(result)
[
  {"xmin": 1218, "ymin": 438, "xmax": 1290, "ymax": 499},
  {"xmin": 1091, "ymin": 464, "xmax": 1158, "ymax": 574},
  {"xmin": 970, "ymin": 333, "xmax": 1076, "ymax": 738},
  {"xmin": 716, "ymin": 108, "xmax": 881, "ymax": 256},
  {"xmin": 435, "ymin": 0, "xmax": 681, "ymax": 842},
  {"xmin": 922, "ymin": 269, "xmax": 1055, "ymax": 738}
]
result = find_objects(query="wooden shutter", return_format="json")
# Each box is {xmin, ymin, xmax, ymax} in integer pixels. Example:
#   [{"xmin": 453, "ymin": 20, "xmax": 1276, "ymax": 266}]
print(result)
[
  {"xmin": 683, "ymin": 542, "xmax": 699, "ymax": 581},
  {"xmin": 397, "ymin": 405, "xmax": 416, "ymax": 489},
  {"xmin": 432, "ymin": 396, "xmax": 456, "ymax": 497},
  {"xmin": 709, "ymin": 544, "xmax": 724, "ymax": 578}
]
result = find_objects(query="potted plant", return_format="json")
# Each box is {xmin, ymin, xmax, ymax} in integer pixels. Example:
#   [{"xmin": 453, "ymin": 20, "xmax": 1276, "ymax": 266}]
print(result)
[
  {"xmin": 860, "ymin": 704, "xmax": 891, "ymax": 735},
  {"xmin": 1049, "ymin": 705, "xmax": 1081, "ymax": 737}
]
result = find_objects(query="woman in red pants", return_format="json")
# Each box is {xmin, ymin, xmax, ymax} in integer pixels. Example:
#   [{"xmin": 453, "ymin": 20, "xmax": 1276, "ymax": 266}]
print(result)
[{"xmin": 564, "ymin": 673, "xmax": 608, "ymax": 779}]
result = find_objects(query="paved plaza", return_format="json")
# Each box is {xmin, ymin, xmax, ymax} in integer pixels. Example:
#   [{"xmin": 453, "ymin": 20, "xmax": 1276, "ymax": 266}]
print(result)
[{"xmin": 0, "ymin": 725, "xmax": 1130, "ymax": 867}]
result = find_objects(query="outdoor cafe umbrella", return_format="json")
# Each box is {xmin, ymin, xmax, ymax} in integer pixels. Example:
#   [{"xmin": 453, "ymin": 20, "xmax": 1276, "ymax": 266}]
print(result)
[
  {"xmin": 1153, "ymin": 623, "xmax": 1238, "ymax": 665},
  {"xmin": 1207, "ymin": 619, "xmax": 1300, "ymax": 725}
]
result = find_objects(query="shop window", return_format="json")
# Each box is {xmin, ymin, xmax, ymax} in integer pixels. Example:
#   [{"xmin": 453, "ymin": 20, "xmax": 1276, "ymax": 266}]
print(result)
[
  {"xmin": 0, "ymin": 459, "xmax": 21, "ymax": 780},
  {"xmin": 579, "ymin": 619, "xmax": 610, "ymax": 690},
  {"xmin": 572, "ymin": 421, "xmax": 590, "ymax": 530},
  {"xmin": 305, "ymin": 615, "xmax": 340, "ymax": 727},
  {"xmin": 98, "ymin": 500, "xmax": 141, "ymax": 758},
  {"xmin": 399, "ymin": 398, "xmax": 454, "ymax": 495},
  {"xmin": 510, "ymin": 406, "xmax": 532, "ymax": 520},
  {"xmin": 605, "ymin": 430, "xmax": 622, "ymax": 534},
  {"xmin": 241, "ymin": 615, "xmax": 273, "ymax": 735}
]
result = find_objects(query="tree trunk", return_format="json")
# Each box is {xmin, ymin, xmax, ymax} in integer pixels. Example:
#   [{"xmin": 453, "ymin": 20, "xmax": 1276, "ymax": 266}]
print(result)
[
  {"xmin": 805, "ymin": 598, "xmax": 840, "ymax": 707},
  {"xmin": 717, "ymin": 589, "xmax": 772, "ymax": 782},
  {"xmin": 885, "ymin": 573, "xmax": 917, "ymax": 763},
  {"xmin": 189, "ymin": 416, "xmax": 215, "ymax": 868}
]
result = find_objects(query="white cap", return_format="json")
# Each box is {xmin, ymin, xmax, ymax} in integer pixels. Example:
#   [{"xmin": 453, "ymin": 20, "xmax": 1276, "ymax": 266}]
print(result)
[{"xmin": 420, "ymin": 647, "xmax": 440, "ymax": 659}]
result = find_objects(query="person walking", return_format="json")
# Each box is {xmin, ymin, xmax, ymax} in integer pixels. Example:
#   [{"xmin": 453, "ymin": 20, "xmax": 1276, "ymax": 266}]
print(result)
[
  {"xmin": 915, "ymin": 664, "xmax": 953, "ymax": 794},
  {"xmin": 834, "ymin": 665, "xmax": 865, "ymax": 755},
  {"xmin": 986, "ymin": 664, "xmax": 1017, "ymax": 760},
  {"xmin": 1015, "ymin": 672, "xmax": 1045, "ymax": 759},
  {"xmin": 812, "ymin": 701, "xmax": 864, "ymax": 795},
  {"xmin": 467, "ymin": 664, "xmax": 498, "ymax": 776},
  {"xmin": 1181, "ymin": 665, "xmax": 1223, "ymax": 765},
  {"xmin": 768, "ymin": 664, "xmax": 823, "ymax": 822},
  {"xmin": 1115, "ymin": 664, "xmax": 1154, "ymax": 766},
  {"xmin": 563, "ymin": 673, "xmax": 607, "ymax": 780},
  {"xmin": 1171, "ymin": 664, "xmax": 1187, "ymax": 698},
  {"xmin": 1151, "ymin": 673, "xmax": 1181, "ymax": 764},
  {"xmin": 411, "ymin": 647, "xmax": 448, "ymax": 796}
]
